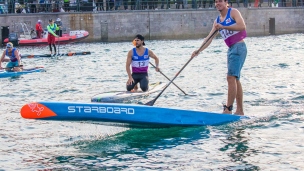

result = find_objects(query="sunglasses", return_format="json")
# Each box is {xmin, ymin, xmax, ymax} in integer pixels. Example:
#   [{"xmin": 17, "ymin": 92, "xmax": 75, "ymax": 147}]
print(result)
[{"xmin": 6, "ymin": 47, "xmax": 12, "ymax": 49}]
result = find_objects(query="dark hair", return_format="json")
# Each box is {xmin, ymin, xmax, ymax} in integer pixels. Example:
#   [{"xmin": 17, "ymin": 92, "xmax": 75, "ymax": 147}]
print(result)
[
  {"xmin": 49, "ymin": 19, "xmax": 53, "ymax": 22},
  {"xmin": 134, "ymin": 34, "xmax": 145, "ymax": 45}
]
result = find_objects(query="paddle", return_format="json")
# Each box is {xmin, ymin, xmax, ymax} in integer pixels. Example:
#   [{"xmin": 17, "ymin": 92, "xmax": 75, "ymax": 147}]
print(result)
[
  {"xmin": 149, "ymin": 62, "xmax": 188, "ymax": 95},
  {"xmin": 22, "ymin": 52, "xmax": 91, "ymax": 58},
  {"xmin": 57, "ymin": 36, "xmax": 60, "ymax": 56},
  {"xmin": 145, "ymin": 30, "xmax": 218, "ymax": 106}
]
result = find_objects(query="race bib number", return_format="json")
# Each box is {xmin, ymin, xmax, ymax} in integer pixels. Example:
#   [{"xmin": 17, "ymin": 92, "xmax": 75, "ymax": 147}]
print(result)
[
  {"xmin": 132, "ymin": 60, "xmax": 149, "ymax": 68},
  {"xmin": 219, "ymin": 29, "xmax": 237, "ymax": 39}
]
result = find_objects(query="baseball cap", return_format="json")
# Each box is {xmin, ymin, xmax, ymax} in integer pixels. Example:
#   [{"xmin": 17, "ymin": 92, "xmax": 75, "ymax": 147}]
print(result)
[
  {"xmin": 134, "ymin": 34, "xmax": 145, "ymax": 46},
  {"xmin": 38, "ymin": 20, "xmax": 41, "ymax": 23},
  {"xmin": 6, "ymin": 43, "xmax": 13, "ymax": 48},
  {"xmin": 49, "ymin": 19, "xmax": 53, "ymax": 22},
  {"xmin": 56, "ymin": 18, "xmax": 61, "ymax": 21}
]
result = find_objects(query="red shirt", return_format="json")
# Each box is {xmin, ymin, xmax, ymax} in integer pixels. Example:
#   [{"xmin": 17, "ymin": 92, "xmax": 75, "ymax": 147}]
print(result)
[{"xmin": 35, "ymin": 23, "xmax": 43, "ymax": 32}]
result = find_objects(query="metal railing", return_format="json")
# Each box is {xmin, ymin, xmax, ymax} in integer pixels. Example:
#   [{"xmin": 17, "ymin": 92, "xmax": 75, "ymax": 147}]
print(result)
[{"xmin": 0, "ymin": 0, "xmax": 303, "ymax": 14}]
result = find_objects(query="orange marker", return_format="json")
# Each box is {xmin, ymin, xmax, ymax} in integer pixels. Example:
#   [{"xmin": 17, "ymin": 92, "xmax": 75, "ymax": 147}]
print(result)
[{"xmin": 132, "ymin": 39, "xmax": 136, "ymax": 46}]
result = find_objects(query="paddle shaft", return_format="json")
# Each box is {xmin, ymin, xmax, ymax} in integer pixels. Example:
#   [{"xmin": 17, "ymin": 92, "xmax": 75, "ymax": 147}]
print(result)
[
  {"xmin": 21, "ymin": 52, "xmax": 91, "ymax": 58},
  {"xmin": 145, "ymin": 30, "xmax": 218, "ymax": 106},
  {"xmin": 57, "ymin": 36, "xmax": 60, "ymax": 55},
  {"xmin": 149, "ymin": 62, "xmax": 187, "ymax": 95}
]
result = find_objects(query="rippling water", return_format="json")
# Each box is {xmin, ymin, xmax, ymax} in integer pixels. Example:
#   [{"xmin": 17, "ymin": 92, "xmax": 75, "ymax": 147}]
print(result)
[{"xmin": 0, "ymin": 34, "xmax": 303, "ymax": 170}]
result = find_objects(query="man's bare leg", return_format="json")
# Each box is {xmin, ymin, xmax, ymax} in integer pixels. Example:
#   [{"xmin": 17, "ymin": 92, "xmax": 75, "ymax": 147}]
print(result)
[
  {"xmin": 234, "ymin": 80, "xmax": 244, "ymax": 115},
  {"xmin": 223, "ymin": 76, "xmax": 237, "ymax": 114}
]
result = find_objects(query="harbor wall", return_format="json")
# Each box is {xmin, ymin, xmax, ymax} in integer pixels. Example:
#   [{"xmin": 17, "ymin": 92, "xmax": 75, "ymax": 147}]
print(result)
[{"xmin": 0, "ymin": 8, "xmax": 303, "ymax": 43}]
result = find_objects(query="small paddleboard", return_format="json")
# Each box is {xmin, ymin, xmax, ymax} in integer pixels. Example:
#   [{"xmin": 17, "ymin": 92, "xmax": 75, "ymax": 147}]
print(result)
[
  {"xmin": 0, "ymin": 67, "xmax": 45, "ymax": 78},
  {"xmin": 21, "ymin": 52, "xmax": 91, "ymax": 58},
  {"xmin": 20, "ymin": 101, "xmax": 245, "ymax": 126},
  {"xmin": 91, "ymin": 82, "xmax": 166, "ymax": 103}
]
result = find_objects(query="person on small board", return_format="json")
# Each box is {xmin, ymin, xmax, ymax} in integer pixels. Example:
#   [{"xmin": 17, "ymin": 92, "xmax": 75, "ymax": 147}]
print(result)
[
  {"xmin": 0, "ymin": 42, "xmax": 22, "ymax": 72},
  {"xmin": 126, "ymin": 34, "xmax": 160, "ymax": 92}
]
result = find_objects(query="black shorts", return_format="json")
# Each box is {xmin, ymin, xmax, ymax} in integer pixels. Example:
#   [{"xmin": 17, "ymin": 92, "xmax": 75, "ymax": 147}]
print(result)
[{"xmin": 126, "ymin": 72, "xmax": 149, "ymax": 92}]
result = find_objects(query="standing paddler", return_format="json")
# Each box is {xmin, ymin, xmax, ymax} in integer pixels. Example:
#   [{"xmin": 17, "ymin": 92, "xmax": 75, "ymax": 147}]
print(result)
[
  {"xmin": 47, "ymin": 19, "xmax": 59, "ymax": 55},
  {"xmin": 191, "ymin": 0, "xmax": 247, "ymax": 115}
]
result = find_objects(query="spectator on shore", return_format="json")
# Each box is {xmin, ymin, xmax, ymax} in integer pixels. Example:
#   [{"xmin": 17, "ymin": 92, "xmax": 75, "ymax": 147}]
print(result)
[
  {"xmin": 130, "ymin": 0, "xmax": 135, "ymax": 10},
  {"xmin": 96, "ymin": 0, "xmax": 104, "ymax": 11},
  {"xmin": 244, "ymin": 0, "xmax": 247, "ymax": 7},
  {"xmin": 64, "ymin": 0, "xmax": 70, "ymax": 12},
  {"xmin": 202, "ymin": 0, "xmax": 207, "ymax": 8},
  {"xmin": 209, "ymin": 0, "xmax": 213, "ymax": 8},
  {"xmin": 115, "ymin": 0, "xmax": 122, "ymax": 10},
  {"xmin": 107, "ymin": 0, "xmax": 115, "ymax": 10},
  {"xmin": 176, "ymin": 0, "xmax": 184, "ymax": 9},
  {"xmin": 29, "ymin": 0, "xmax": 37, "ymax": 13},
  {"xmin": 141, "ymin": 0, "xmax": 147, "ymax": 10},
  {"xmin": 258, "ymin": 0, "xmax": 263, "ymax": 7},
  {"xmin": 123, "ymin": 0, "xmax": 128, "ymax": 10},
  {"xmin": 229, "ymin": 0, "xmax": 240, "ymax": 7},
  {"xmin": 254, "ymin": 0, "xmax": 259, "ymax": 7},
  {"xmin": 197, "ymin": 0, "xmax": 202, "ymax": 8},
  {"xmin": 183, "ymin": 0, "xmax": 188, "ymax": 9},
  {"xmin": 235, "ymin": 0, "xmax": 240, "ymax": 7},
  {"xmin": 161, "ymin": 0, "xmax": 170, "ymax": 9}
]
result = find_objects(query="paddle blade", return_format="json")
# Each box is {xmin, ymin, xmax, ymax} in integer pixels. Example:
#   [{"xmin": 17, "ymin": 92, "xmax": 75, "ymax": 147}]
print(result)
[
  {"xmin": 145, "ymin": 99, "xmax": 156, "ymax": 106},
  {"xmin": 67, "ymin": 52, "xmax": 75, "ymax": 56},
  {"xmin": 26, "ymin": 55, "xmax": 34, "ymax": 58}
]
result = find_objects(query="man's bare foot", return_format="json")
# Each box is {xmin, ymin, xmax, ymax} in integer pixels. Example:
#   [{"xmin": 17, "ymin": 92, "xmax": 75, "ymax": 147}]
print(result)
[
  {"xmin": 223, "ymin": 108, "xmax": 232, "ymax": 114},
  {"xmin": 13, "ymin": 67, "xmax": 22, "ymax": 72},
  {"xmin": 130, "ymin": 89, "xmax": 137, "ymax": 92},
  {"xmin": 234, "ymin": 111, "xmax": 244, "ymax": 116},
  {"xmin": 131, "ymin": 84, "xmax": 138, "ymax": 92}
]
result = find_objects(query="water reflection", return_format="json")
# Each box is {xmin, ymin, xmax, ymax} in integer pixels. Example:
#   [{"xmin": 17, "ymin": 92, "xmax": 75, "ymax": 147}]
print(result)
[{"xmin": 219, "ymin": 128, "xmax": 260, "ymax": 170}]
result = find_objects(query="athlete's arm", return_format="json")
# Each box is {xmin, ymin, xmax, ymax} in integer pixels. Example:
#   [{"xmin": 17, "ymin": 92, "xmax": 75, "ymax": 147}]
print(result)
[
  {"xmin": 148, "ymin": 50, "xmax": 160, "ymax": 72},
  {"xmin": 126, "ymin": 50, "xmax": 134, "ymax": 85},
  {"xmin": 14, "ymin": 50, "xmax": 21, "ymax": 66},
  {"xmin": 0, "ymin": 51, "xmax": 5, "ymax": 68},
  {"xmin": 192, "ymin": 23, "xmax": 218, "ymax": 57},
  {"xmin": 218, "ymin": 9, "xmax": 246, "ymax": 31}
]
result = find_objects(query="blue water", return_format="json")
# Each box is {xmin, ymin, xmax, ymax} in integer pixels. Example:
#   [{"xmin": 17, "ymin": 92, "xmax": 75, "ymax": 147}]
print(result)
[{"xmin": 0, "ymin": 33, "xmax": 303, "ymax": 170}]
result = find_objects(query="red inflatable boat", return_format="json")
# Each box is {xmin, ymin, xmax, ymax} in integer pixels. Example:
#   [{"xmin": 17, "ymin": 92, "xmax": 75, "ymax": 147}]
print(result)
[{"xmin": 3, "ymin": 30, "xmax": 89, "ymax": 46}]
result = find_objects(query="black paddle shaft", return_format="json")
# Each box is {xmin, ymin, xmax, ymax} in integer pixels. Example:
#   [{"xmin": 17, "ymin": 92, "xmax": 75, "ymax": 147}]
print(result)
[
  {"xmin": 145, "ymin": 58, "xmax": 194, "ymax": 106},
  {"xmin": 149, "ymin": 62, "xmax": 188, "ymax": 95},
  {"xmin": 145, "ymin": 30, "xmax": 218, "ymax": 106}
]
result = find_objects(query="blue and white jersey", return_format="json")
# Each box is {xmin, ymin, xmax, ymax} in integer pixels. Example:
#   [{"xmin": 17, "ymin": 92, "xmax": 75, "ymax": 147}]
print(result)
[
  {"xmin": 216, "ymin": 8, "xmax": 247, "ymax": 47},
  {"xmin": 131, "ymin": 48, "xmax": 149, "ymax": 73}
]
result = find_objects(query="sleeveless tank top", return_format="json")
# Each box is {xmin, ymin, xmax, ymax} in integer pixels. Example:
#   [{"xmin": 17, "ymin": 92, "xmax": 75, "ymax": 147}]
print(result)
[
  {"xmin": 6, "ymin": 48, "xmax": 18, "ymax": 62},
  {"xmin": 131, "ymin": 48, "xmax": 149, "ymax": 73},
  {"xmin": 216, "ymin": 8, "xmax": 247, "ymax": 47}
]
